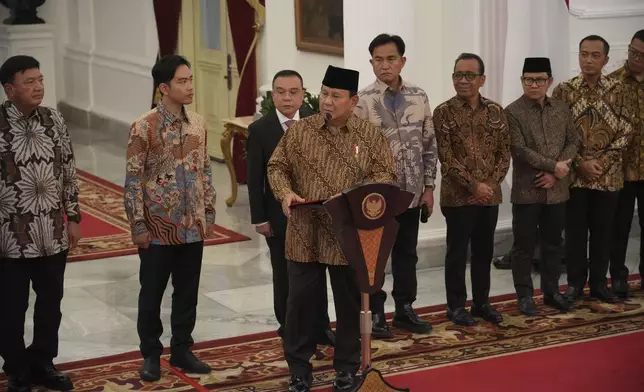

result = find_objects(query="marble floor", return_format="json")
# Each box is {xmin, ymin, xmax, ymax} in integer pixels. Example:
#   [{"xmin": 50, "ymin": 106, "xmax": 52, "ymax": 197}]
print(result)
[{"xmin": 1, "ymin": 125, "xmax": 642, "ymax": 367}]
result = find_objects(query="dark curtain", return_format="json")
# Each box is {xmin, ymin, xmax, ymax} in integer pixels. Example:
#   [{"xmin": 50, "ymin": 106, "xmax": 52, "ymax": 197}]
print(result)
[
  {"xmin": 151, "ymin": 0, "xmax": 183, "ymax": 109},
  {"xmin": 227, "ymin": 0, "xmax": 264, "ymax": 183}
]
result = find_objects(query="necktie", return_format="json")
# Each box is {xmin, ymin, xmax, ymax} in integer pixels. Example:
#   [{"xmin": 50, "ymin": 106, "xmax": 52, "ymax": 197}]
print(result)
[{"xmin": 284, "ymin": 119, "xmax": 295, "ymax": 129}]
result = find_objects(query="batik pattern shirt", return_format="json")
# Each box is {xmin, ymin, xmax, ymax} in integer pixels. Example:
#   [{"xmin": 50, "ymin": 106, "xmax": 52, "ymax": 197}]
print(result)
[
  {"xmin": 432, "ymin": 95, "xmax": 511, "ymax": 207},
  {"xmin": 124, "ymin": 103, "xmax": 216, "ymax": 245},
  {"xmin": 610, "ymin": 65, "xmax": 644, "ymax": 182},
  {"xmin": 267, "ymin": 114, "xmax": 396, "ymax": 266},
  {"xmin": 506, "ymin": 96, "xmax": 581, "ymax": 204},
  {"xmin": 355, "ymin": 78, "xmax": 438, "ymax": 207},
  {"xmin": 0, "ymin": 101, "xmax": 81, "ymax": 259},
  {"xmin": 552, "ymin": 74, "xmax": 634, "ymax": 191}
]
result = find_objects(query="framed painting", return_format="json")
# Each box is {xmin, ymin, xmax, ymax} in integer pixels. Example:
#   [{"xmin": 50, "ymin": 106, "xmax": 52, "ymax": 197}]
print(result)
[{"xmin": 294, "ymin": 0, "xmax": 343, "ymax": 56}]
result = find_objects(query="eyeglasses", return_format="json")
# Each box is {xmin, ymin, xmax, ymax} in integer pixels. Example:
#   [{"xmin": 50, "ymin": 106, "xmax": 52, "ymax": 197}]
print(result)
[
  {"xmin": 452, "ymin": 72, "xmax": 481, "ymax": 81},
  {"xmin": 628, "ymin": 46, "xmax": 643, "ymax": 60},
  {"xmin": 522, "ymin": 77, "xmax": 549, "ymax": 87}
]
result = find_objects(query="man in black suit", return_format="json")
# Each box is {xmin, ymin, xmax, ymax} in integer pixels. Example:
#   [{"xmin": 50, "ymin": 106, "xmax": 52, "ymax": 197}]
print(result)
[{"xmin": 247, "ymin": 70, "xmax": 334, "ymax": 346}]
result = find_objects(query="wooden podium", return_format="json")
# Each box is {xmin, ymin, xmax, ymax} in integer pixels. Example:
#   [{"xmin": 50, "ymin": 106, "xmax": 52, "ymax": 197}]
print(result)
[{"xmin": 323, "ymin": 183, "xmax": 411, "ymax": 392}]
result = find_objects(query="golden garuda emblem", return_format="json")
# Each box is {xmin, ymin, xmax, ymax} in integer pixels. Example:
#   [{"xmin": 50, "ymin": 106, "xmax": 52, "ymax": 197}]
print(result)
[{"xmin": 362, "ymin": 193, "xmax": 386, "ymax": 220}]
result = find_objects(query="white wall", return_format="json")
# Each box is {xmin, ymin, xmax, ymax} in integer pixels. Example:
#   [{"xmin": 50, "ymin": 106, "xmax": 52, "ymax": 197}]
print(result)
[
  {"xmin": 568, "ymin": 0, "xmax": 644, "ymax": 76},
  {"xmin": 0, "ymin": 0, "xmax": 68, "ymax": 108},
  {"xmin": 260, "ymin": 0, "xmax": 343, "ymax": 91},
  {"xmin": 63, "ymin": 0, "xmax": 158, "ymax": 124}
]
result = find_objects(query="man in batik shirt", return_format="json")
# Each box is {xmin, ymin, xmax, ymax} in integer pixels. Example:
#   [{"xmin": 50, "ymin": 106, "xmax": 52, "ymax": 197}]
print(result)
[
  {"xmin": 506, "ymin": 57, "xmax": 580, "ymax": 315},
  {"xmin": 268, "ymin": 65, "xmax": 395, "ymax": 392},
  {"xmin": 0, "ymin": 55, "xmax": 81, "ymax": 392},
  {"xmin": 433, "ymin": 53, "xmax": 511, "ymax": 327},
  {"xmin": 355, "ymin": 33, "xmax": 436, "ymax": 338},
  {"xmin": 124, "ymin": 55, "xmax": 217, "ymax": 382},
  {"xmin": 552, "ymin": 35, "xmax": 634, "ymax": 304},
  {"xmin": 610, "ymin": 29, "xmax": 644, "ymax": 296}
]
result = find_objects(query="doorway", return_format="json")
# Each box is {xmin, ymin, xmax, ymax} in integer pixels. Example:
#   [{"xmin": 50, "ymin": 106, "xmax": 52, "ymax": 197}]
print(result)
[{"xmin": 179, "ymin": 0, "xmax": 240, "ymax": 161}]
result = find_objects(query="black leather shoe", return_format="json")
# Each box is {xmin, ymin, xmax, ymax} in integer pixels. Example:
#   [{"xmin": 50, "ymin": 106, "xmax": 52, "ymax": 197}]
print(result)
[
  {"xmin": 393, "ymin": 303, "xmax": 432, "ymax": 334},
  {"xmin": 564, "ymin": 286, "xmax": 583, "ymax": 303},
  {"xmin": 612, "ymin": 279, "xmax": 629, "ymax": 299},
  {"xmin": 139, "ymin": 357, "xmax": 161, "ymax": 382},
  {"xmin": 518, "ymin": 296, "xmax": 537, "ymax": 316},
  {"xmin": 7, "ymin": 374, "xmax": 31, "ymax": 392},
  {"xmin": 543, "ymin": 293, "xmax": 571, "ymax": 312},
  {"xmin": 31, "ymin": 364, "xmax": 73, "ymax": 391},
  {"xmin": 169, "ymin": 351, "xmax": 212, "ymax": 374},
  {"xmin": 317, "ymin": 328, "xmax": 336, "ymax": 346},
  {"xmin": 447, "ymin": 307, "xmax": 477, "ymax": 326},
  {"xmin": 288, "ymin": 375, "xmax": 311, "ymax": 392},
  {"xmin": 471, "ymin": 303, "xmax": 503, "ymax": 323},
  {"xmin": 372, "ymin": 312, "xmax": 393, "ymax": 339},
  {"xmin": 332, "ymin": 371, "xmax": 357, "ymax": 391},
  {"xmin": 589, "ymin": 285, "xmax": 620, "ymax": 303}
]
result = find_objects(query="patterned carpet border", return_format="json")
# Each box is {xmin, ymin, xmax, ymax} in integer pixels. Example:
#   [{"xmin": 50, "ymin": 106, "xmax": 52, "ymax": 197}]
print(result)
[
  {"xmin": 66, "ymin": 170, "xmax": 250, "ymax": 262},
  {"xmin": 1, "ymin": 276, "xmax": 641, "ymax": 391}
]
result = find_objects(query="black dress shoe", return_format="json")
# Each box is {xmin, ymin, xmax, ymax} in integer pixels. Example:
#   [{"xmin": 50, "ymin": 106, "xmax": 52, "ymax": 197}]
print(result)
[
  {"xmin": 471, "ymin": 303, "xmax": 503, "ymax": 323},
  {"xmin": 518, "ymin": 296, "xmax": 537, "ymax": 316},
  {"xmin": 543, "ymin": 293, "xmax": 571, "ymax": 312},
  {"xmin": 564, "ymin": 286, "xmax": 583, "ymax": 303},
  {"xmin": 169, "ymin": 351, "xmax": 212, "ymax": 374},
  {"xmin": 611, "ymin": 279, "xmax": 629, "ymax": 299},
  {"xmin": 317, "ymin": 328, "xmax": 336, "ymax": 346},
  {"xmin": 447, "ymin": 307, "xmax": 477, "ymax": 326},
  {"xmin": 139, "ymin": 357, "xmax": 161, "ymax": 382},
  {"xmin": 31, "ymin": 364, "xmax": 73, "ymax": 391},
  {"xmin": 393, "ymin": 303, "xmax": 432, "ymax": 334},
  {"xmin": 589, "ymin": 285, "xmax": 620, "ymax": 303},
  {"xmin": 7, "ymin": 374, "xmax": 31, "ymax": 392},
  {"xmin": 332, "ymin": 371, "xmax": 357, "ymax": 391},
  {"xmin": 372, "ymin": 312, "xmax": 393, "ymax": 339},
  {"xmin": 288, "ymin": 375, "xmax": 311, "ymax": 392}
]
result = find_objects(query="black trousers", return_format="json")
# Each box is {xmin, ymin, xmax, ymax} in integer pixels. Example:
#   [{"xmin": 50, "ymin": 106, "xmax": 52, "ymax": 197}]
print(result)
[
  {"xmin": 266, "ymin": 234, "xmax": 330, "ymax": 337},
  {"xmin": 442, "ymin": 205, "xmax": 499, "ymax": 309},
  {"xmin": 137, "ymin": 242, "xmax": 203, "ymax": 358},
  {"xmin": 0, "ymin": 251, "xmax": 68, "ymax": 376},
  {"xmin": 371, "ymin": 207, "xmax": 420, "ymax": 314},
  {"xmin": 610, "ymin": 181, "xmax": 644, "ymax": 281},
  {"xmin": 511, "ymin": 203, "xmax": 566, "ymax": 297},
  {"xmin": 565, "ymin": 188, "xmax": 619, "ymax": 289},
  {"xmin": 284, "ymin": 261, "xmax": 361, "ymax": 379}
]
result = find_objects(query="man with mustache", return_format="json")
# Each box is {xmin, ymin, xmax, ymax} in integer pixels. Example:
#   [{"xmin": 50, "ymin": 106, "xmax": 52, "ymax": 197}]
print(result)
[{"xmin": 609, "ymin": 29, "xmax": 644, "ymax": 297}]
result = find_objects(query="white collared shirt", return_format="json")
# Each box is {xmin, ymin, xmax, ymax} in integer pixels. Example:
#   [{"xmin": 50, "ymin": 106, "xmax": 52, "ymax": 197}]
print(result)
[{"xmin": 276, "ymin": 109, "xmax": 300, "ymax": 131}]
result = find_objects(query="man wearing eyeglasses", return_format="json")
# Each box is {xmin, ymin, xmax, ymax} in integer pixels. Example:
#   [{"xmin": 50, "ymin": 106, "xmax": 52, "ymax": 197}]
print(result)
[
  {"xmin": 505, "ymin": 58, "xmax": 580, "ymax": 315},
  {"xmin": 433, "ymin": 53, "xmax": 511, "ymax": 326},
  {"xmin": 552, "ymin": 35, "xmax": 634, "ymax": 304},
  {"xmin": 354, "ymin": 34, "xmax": 436, "ymax": 338},
  {"xmin": 609, "ymin": 30, "xmax": 644, "ymax": 297}
]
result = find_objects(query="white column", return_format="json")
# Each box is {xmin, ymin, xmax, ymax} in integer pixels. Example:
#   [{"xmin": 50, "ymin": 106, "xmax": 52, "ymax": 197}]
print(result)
[
  {"xmin": 0, "ymin": 24, "xmax": 58, "ymax": 108},
  {"xmin": 479, "ymin": 0, "xmax": 508, "ymax": 103}
]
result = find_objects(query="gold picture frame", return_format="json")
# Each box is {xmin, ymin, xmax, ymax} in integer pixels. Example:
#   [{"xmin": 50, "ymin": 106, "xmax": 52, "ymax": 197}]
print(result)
[{"xmin": 294, "ymin": 0, "xmax": 344, "ymax": 56}]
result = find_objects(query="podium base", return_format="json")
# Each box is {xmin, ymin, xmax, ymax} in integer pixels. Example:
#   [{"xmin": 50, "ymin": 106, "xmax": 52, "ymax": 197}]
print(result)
[{"xmin": 354, "ymin": 367, "xmax": 409, "ymax": 391}]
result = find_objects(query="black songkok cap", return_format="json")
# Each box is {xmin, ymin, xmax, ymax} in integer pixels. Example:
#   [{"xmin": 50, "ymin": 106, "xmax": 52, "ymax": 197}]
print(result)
[
  {"xmin": 322, "ymin": 65, "xmax": 359, "ymax": 92},
  {"xmin": 522, "ymin": 57, "xmax": 552, "ymax": 75}
]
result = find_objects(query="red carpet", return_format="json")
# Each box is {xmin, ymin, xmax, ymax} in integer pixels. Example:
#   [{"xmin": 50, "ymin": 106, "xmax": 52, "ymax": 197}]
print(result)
[
  {"xmin": 1, "ymin": 278, "xmax": 642, "ymax": 391},
  {"xmin": 66, "ymin": 170, "xmax": 250, "ymax": 262},
  {"xmin": 320, "ymin": 331, "xmax": 644, "ymax": 392}
]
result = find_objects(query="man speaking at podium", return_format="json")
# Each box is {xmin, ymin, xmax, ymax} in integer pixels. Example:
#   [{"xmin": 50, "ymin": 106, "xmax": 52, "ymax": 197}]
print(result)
[{"xmin": 267, "ymin": 65, "xmax": 396, "ymax": 392}]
